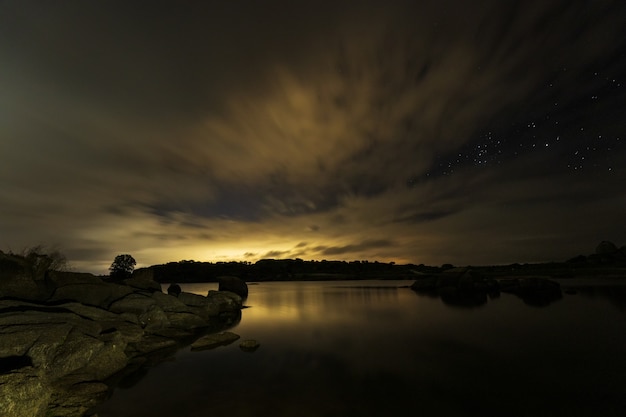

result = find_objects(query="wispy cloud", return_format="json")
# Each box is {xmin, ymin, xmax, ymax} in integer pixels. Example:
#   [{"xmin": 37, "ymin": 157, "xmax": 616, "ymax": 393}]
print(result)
[{"xmin": 1, "ymin": 0, "xmax": 625, "ymax": 272}]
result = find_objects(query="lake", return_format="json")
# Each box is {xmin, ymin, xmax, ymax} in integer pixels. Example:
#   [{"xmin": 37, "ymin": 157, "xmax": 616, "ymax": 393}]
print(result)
[{"xmin": 94, "ymin": 279, "xmax": 626, "ymax": 417}]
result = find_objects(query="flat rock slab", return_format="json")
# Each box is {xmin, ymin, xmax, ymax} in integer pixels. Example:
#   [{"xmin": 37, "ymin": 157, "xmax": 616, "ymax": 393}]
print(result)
[
  {"xmin": 129, "ymin": 336, "xmax": 178, "ymax": 354},
  {"xmin": 191, "ymin": 332, "xmax": 240, "ymax": 351}
]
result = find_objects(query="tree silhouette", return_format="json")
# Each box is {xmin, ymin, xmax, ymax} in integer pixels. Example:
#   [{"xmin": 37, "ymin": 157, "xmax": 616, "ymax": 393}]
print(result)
[{"xmin": 109, "ymin": 254, "xmax": 136, "ymax": 280}]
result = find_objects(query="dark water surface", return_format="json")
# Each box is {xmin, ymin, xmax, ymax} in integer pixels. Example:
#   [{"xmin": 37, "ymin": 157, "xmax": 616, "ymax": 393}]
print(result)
[{"xmin": 95, "ymin": 280, "xmax": 626, "ymax": 417}]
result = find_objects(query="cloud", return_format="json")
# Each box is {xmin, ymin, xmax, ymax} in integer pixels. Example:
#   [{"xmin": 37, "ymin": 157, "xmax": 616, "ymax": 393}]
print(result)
[
  {"xmin": 262, "ymin": 250, "xmax": 291, "ymax": 259},
  {"xmin": 319, "ymin": 239, "xmax": 395, "ymax": 257},
  {"xmin": 1, "ymin": 1, "xmax": 625, "ymax": 272}
]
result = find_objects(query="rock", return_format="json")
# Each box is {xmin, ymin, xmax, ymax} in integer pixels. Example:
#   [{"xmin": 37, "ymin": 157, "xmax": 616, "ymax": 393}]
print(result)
[
  {"xmin": 49, "ymin": 373, "xmax": 109, "ymax": 417},
  {"xmin": 499, "ymin": 277, "xmax": 562, "ymax": 306},
  {"xmin": 46, "ymin": 327, "xmax": 107, "ymax": 379},
  {"xmin": 57, "ymin": 301, "xmax": 137, "ymax": 323},
  {"xmin": 139, "ymin": 305, "xmax": 170, "ymax": 332},
  {"xmin": 150, "ymin": 291, "xmax": 194, "ymax": 313},
  {"xmin": 0, "ymin": 369, "xmax": 50, "ymax": 417},
  {"xmin": 0, "ymin": 312, "xmax": 104, "ymax": 375},
  {"xmin": 410, "ymin": 277, "xmax": 438, "ymax": 292},
  {"xmin": 218, "ymin": 276, "xmax": 248, "ymax": 299},
  {"xmin": 122, "ymin": 277, "xmax": 162, "ymax": 293},
  {"xmin": 177, "ymin": 291, "xmax": 209, "ymax": 307},
  {"xmin": 79, "ymin": 330, "xmax": 129, "ymax": 380},
  {"xmin": 109, "ymin": 293, "xmax": 157, "ymax": 315},
  {"xmin": 167, "ymin": 283, "xmax": 181, "ymax": 296},
  {"xmin": 128, "ymin": 335, "xmax": 178, "ymax": 355},
  {"xmin": 99, "ymin": 320, "xmax": 144, "ymax": 343},
  {"xmin": 191, "ymin": 332, "xmax": 240, "ymax": 350},
  {"xmin": 410, "ymin": 268, "xmax": 497, "ymax": 308},
  {"xmin": 47, "ymin": 271, "xmax": 103, "ymax": 287},
  {"xmin": 0, "ymin": 321, "xmax": 46, "ymax": 357},
  {"xmin": 48, "ymin": 282, "xmax": 134, "ymax": 309},
  {"xmin": 216, "ymin": 309, "xmax": 242, "ymax": 327},
  {"xmin": 204, "ymin": 291, "xmax": 242, "ymax": 316},
  {"xmin": 239, "ymin": 340, "xmax": 260, "ymax": 352},
  {"xmin": 148, "ymin": 328, "xmax": 195, "ymax": 339},
  {"xmin": 0, "ymin": 271, "xmax": 48, "ymax": 301},
  {"xmin": 0, "ymin": 262, "xmax": 244, "ymax": 416},
  {"xmin": 166, "ymin": 312, "xmax": 208, "ymax": 330}
]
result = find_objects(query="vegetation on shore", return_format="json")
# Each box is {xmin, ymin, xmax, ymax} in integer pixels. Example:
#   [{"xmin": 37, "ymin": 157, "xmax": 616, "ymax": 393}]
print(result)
[
  {"xmin": 2, "ymin": 241, "xmax": 625, "ymax": 284},
  {"xmin": 136, "ymin": 241, "xmax": 626, "ymax": 283}
]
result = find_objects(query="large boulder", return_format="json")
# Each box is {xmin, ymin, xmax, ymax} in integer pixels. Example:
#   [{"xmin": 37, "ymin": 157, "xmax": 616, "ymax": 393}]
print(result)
[
  {"xmin": 499, "ymin": 277, "xmax": 562, "ymax": 306},
  {"xmin": 218, "ymin": 276, "xmax": 248, "ymax": 299},
  {"xmin": 48, "ymin": 282, "xmax": 134, "ymax": 309},
  {"xmin": 139, "ymin": 305, "xmax": 171, "ymax": 332},
  {"xmin": 45, "ymin": 328, "xmax": 108, "ymax": 379},
  {"xmin": 150, "ymin": 291, "xmax": 194, "ymax": 313},
  {"xmin": 122, "ymin": 277, "xmax": 162, "ymax": 293},
  {"xmin": 177, "ymin": 291, "xmax": 210, "ymax": 307},
  {"xmin": 409, "ymin": 276, "xmax": 438, "ymax": 292},
  {"xmin": 167, "ymin": 283, "xmax": 182, "ymax": 296},
  {"xmin": 166, "ymin": 312, "xmax": 209, "ymax": 330},
  {"xmin": 79, "ymin": 330, "xmax": 129, "ymax": 380},
  {"xmin": 410, "ymin": 268, "xmax": 498, "ymax": 308},
  {"xmin": 205, "ymin": 290, "xmax": 243, "ymax": 316},
  {"xmin": 46, "ymin": 271, "xmax": 103, "ymax": 287},
  {"xmin": 109, "ymin": 293, "xmax": 157, "ymax": 315}
]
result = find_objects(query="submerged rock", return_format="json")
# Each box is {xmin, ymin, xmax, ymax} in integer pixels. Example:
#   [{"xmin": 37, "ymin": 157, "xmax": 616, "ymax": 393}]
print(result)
[
  {"xmin": 239, "ymin": 340, "xmax": 260, "ymax": 352},
  {"xmin": 191, "ymin": 332, "xmax": 240, "ymax": 351}
]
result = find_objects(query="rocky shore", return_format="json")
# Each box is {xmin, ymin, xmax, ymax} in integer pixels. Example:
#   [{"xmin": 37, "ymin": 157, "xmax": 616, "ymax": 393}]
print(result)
[
  {"xmin": 410, "ymin": 267, "xmax": 563, "ymax": 307},
  {"xmin": 0, "ymin": 252, "xmax": 245, "ymax": 417}
]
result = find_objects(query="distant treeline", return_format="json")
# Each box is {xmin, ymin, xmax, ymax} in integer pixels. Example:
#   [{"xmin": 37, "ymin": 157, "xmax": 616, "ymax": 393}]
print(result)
[
  {"xmin": 134, "ymin": 240, "xmax": 626, "ymax": 283},
  {"xmin": 135, "ymin": 259, "xmax": 441, "ymax": 283}
]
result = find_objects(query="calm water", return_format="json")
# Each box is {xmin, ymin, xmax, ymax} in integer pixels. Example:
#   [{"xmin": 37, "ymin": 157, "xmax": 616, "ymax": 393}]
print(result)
[{"xmin": 95, "ymin": 280, "xmax": 626, "ymax": 417}]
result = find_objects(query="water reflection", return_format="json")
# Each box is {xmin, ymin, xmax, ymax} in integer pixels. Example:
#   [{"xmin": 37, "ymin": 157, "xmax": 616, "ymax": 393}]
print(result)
[
  {"xmin": 97, "ymin": 280, "xmax": 626, "ymax": 417},
  {"xmin": 559, "ymin": 279, "xmax": 626, "ymax": 312}
]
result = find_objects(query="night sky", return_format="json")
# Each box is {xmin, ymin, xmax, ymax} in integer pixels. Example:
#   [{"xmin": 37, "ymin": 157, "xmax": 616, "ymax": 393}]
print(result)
[{"xmin": 1, "ymin": 0, "xmax": 625, "ymax": 274}]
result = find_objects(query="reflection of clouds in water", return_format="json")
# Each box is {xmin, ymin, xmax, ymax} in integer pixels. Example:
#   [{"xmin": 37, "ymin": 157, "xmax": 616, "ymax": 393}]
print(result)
[
  {"xmin": 229, "ymin": 281, "xmax": 449, "ymax": 375},
  {"xmin": 95, "ymin": 280, "xmax": 626, "ymax": 417},
  {"xmin": 240, "ymin": 281, "xmax": 411, "ymax": 326}
]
